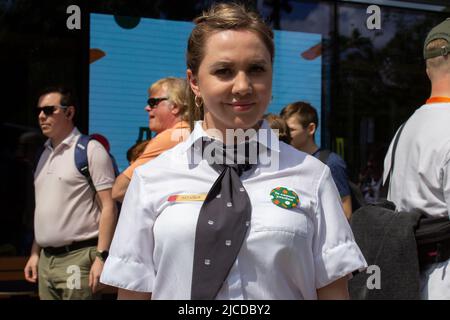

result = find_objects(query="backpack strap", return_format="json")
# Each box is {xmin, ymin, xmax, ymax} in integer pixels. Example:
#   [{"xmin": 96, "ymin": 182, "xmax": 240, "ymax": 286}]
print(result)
[
  {"xmin": 389, "ymin": 123, "xmax": 406, "ymax": 180},
  {"xmin": 380, "ymin": 123, "xmax": 406, "ymax": 193},
  {"xmin": 110, "ymin": 154, "xmax": 120, "ymax": 177},
  {"xmin": 75, "ymin": 135, "xmax": 96, "ymax": 194}
]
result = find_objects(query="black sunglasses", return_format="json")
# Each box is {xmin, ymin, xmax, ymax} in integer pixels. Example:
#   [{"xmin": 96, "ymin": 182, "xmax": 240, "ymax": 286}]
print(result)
[
  {"xmin": 36, "ymin": 105, "xmax": 68, "ymax": 116},
  {"xmin": 147, "ymin": 97, "xmax": 169, "ymax": 108}
]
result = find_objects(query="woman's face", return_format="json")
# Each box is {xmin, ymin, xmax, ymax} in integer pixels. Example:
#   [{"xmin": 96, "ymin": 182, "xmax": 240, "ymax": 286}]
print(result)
[{"xmin": 188, "ymin": 30, "xmax": 272, "ymax": 136}]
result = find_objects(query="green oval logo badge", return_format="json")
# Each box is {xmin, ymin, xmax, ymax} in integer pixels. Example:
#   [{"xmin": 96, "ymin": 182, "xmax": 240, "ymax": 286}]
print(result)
[{"xmin": 270, "ymin": 187, "xmax": 300, "ymax": 209}]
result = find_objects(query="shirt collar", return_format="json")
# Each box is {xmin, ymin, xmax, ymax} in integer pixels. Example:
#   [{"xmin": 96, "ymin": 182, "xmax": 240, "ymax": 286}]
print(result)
[
  {"xmin": 312, "ymin": 148, "xmax": 321, "ymax": 157},
  {"xmin": 181, "ymin": 120, "xmax": 280, "ymax": 153},
  {"xmin": 44, "ymin": 127, "xmax": 81, "ymax": 150}
]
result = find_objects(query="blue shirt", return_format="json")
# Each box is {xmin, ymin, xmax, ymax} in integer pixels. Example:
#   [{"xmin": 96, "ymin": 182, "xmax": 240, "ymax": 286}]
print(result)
[{"xmin": 313, "ymin": 149, "xmax": 351, "ymax": 198}]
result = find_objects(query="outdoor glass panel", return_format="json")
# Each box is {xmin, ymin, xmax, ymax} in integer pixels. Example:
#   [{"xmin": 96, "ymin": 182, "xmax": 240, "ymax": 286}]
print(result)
[{"xmin": 336, "ymin": 2, "xmax": 447, "ymax": 183}]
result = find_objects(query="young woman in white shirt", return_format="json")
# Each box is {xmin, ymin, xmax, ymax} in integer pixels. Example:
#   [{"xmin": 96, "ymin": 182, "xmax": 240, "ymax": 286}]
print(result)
[{"xmin": 100, "ymin": 2, "xmax": 366, "ymax": 300}]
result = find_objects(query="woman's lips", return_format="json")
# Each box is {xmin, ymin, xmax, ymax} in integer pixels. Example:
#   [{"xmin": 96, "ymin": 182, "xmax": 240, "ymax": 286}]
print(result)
[{"xmin": 228, "ymin": 102, "xmax": 254, "ymax": 112}]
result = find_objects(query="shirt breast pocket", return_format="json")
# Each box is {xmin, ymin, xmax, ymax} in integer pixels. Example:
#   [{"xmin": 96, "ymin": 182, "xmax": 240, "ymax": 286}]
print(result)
[{"xmin": 251, "ymin": 201, "xmax": 310, "ymax": 238}]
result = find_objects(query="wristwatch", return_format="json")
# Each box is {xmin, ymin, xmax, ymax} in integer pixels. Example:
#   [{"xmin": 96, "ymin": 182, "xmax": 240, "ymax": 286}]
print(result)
[{"xmin": 95, "ymin": 250, "xmax": 109, "ymax": 262}]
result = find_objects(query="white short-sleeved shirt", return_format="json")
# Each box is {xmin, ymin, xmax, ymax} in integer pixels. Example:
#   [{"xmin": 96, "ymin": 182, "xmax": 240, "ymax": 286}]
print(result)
[
  {"xmin": 383, "ymin": 103, "xmax": 450, "ymax": 299},
  {"xmin": 34, "ymin": 128, "xmax": 115, "ymax": 247},
  {"xmin": 383, "ymin": 103, "xmax": 450, "ymax": 218},
  {"xmin": 101, "ymin": 121, "xmax": 367, "ymax": 299}
]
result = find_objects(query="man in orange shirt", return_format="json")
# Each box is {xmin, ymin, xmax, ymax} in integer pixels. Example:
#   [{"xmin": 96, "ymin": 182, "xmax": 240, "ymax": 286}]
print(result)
[{"xmin": 112, "ymin": 77, "xmax": 190, "ymax": 202}]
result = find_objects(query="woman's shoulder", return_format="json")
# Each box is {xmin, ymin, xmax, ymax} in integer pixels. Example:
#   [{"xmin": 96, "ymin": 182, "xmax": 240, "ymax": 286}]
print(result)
[
  {"xmin": 134, "ymin": 140, "xmax": 190, "ymax": 178},
  {"xmin": 275, "ymin": 142, "xmax": 333, "ymax": 197},
  {"xmin": 278, "ymin": 141, "xmax": 328, "ymax": 173}
]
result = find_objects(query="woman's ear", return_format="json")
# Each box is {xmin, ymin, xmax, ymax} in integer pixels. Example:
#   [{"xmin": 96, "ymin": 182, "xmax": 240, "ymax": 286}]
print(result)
[{"xmin": 187, "ymin": 69, "xmax": 200, "ymax": 97}]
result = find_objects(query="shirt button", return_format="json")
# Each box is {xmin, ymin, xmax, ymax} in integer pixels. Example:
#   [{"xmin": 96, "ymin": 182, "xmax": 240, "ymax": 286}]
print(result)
[
  {"xmin": 246, "ymin": 221, "xmax": 250, "ymax": 227},
  {"xmin": 225, "ymin": 240, "xmax": 232, "ymax": 246},
  {"xmin": 239, "ymin": 187, "xmax": 245, "ymax": 192},
  {"xmin": 204, "ymin": 259, "xmax": 211, "ymax": 266},
  {"xmin": 226, "ymin": 202, "xmax": 232, "ymax": 207},
  {"xmin": 208, "ymin": 220, "xmax": 214, "ymax": 225},
  {"xmin": 216, "ymin": 194, "xmax": 222, "ymax": 199}
]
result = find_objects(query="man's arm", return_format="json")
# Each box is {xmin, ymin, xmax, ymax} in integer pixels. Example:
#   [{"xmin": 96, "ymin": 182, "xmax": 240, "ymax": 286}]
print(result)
[
  {"xmin": 118, "ymin": 288, "xmax": 152, "ymax": 300},
  {"xmin": 112, "ymin": 173, "xmax": 131, "ymax": 203},
  {"xmin": 90, "ymin": 188, "xmax": 118, "ymax": 293},
  {"xmin": 326, "ymin": 154, "xmax": 352, "ymax": 219},
  {"xmin": 317, "ymin": 276, "xmax": 350, "ymax": 300},
  {"xmin": 341, "ymin": 195, "xmax": 352, "ymax": 220},
  {"xmin": 24, "ymin": 239, "xmax": 41, "ymax": 283}
]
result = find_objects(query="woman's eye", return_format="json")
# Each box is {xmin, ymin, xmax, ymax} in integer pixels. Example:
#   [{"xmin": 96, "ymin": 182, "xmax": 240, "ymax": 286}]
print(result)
[{"xmin": 214, "ymin": 68, "xmax": 231, "ymax": 76}]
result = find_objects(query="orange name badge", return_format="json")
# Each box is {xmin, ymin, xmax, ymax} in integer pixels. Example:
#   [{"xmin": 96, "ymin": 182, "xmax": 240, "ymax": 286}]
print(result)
[{"xmin": 168, "ymin": 194, "xmax": 207, "ymax": 203}]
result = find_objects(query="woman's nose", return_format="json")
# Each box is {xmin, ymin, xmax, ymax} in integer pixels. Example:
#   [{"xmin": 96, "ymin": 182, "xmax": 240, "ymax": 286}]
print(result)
[{"xmin": 232, "ymin": 71, "xmax": 253, "ymax": 96}]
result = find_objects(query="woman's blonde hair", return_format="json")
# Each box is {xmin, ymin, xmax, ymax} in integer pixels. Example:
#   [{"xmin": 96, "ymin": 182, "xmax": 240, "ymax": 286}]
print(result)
[
  {"xmin": 186, "ymin": 2, "xmax": 274, "ymax": 130},
  {"xmin": 149, "ymin": 77, "xmax": 191, "ymax": 121}
]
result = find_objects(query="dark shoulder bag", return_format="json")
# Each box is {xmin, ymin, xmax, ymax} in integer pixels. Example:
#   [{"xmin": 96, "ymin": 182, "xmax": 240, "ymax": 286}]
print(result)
[{"xmin": 385, "ymin": 123, "xmax": 450, "ymax": 268}]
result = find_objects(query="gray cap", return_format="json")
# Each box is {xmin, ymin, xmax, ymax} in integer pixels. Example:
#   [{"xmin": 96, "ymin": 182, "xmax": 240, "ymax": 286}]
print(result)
[{"xmin": 423, "ymin": 18, "xmax": 450, "ymax": 60}]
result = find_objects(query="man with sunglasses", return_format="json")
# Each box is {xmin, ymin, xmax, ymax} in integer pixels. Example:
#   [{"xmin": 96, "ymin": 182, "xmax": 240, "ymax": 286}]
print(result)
[
  {"xmin": 112, "ymin": 77, "xmax": 190, "ymax": 202},
  {"xmin": 24, "ymin": 86, "xmax": 117, "ymax": 300}
]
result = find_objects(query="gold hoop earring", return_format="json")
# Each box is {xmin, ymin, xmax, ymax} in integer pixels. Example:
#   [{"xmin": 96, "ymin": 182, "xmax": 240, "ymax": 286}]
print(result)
[{"xmin": 195, "ymin": 95, "xmax": 203, "ymax": 109}]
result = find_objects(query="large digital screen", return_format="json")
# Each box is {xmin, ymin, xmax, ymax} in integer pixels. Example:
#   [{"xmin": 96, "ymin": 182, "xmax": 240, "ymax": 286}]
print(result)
[{"xmin": 89, "ymin": 13, "xmax": 322, "ymax": 171}]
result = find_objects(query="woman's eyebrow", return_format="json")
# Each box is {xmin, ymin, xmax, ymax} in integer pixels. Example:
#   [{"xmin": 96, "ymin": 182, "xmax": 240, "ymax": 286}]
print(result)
[
  {"xmin": 208, "ymin": 61, "xmax": 233, "ymax": 69},
  {"xmin": 209, "ymin": 59, "xmax": 269, "ymax": 69}
]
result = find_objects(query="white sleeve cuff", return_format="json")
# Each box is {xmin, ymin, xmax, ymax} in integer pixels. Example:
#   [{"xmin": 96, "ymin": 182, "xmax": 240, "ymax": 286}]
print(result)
[
  {"xmin": 100, "ymin": 255, "xmax": 155, "ymax": 293},
  {"xmin": 315, "ymin": 241, "xmax": 368, "ymax": 289}
]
